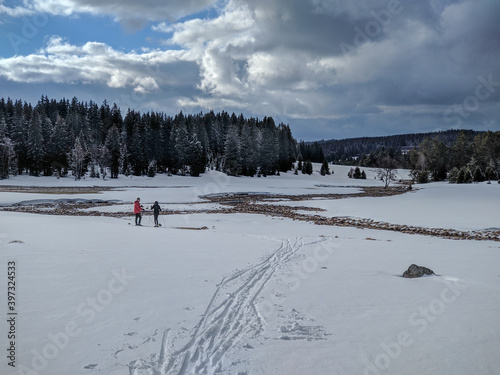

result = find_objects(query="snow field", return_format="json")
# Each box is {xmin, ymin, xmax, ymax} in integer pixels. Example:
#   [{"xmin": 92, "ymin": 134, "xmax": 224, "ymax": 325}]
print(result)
[{"xmin": 1, "ymin": 167, "xmax": 499, "ymax": 374}]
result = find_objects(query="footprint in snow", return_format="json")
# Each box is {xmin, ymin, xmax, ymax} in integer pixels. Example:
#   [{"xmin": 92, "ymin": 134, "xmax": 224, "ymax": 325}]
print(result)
[{"xmin": 83, "ymin": 364, "xmax": 98, "ymax": 369}]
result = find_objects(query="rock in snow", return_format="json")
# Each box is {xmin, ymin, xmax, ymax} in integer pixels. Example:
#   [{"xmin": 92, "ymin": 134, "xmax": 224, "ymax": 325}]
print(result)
[{"xmin": 402, "ymin": 264, "xmax": 435, "ymax": 278}]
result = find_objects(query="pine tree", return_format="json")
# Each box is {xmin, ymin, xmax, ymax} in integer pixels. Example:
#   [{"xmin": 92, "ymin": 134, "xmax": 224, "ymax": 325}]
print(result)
[
  {"xmin": 49, "ymin": 116, "xmax": 71, "ymax": 175},
  {"xmin": 119, "ymin": 130, "xmax": 131, "ymax": 176},
  {"xmin": 105, "ymin": 125, "xmax": 121, "ymax": 178},
  {"xmin": 304, "ymin": 160, "xmax": 313, "ymax": 175},
  {"xmin": 473, "ymin": 166, "xmax": 484, "ymax": 183},
  {"xmin": 297, "ymin": 154, "xmax": 303, "ymax": 171},
  {"xmin": 348, "ymin": 167, "xmax": 354, "ymax": 178},
  {"xmin": 353, "ymin": 166, "xmax": 361, "ymax": 179},
  {"xmin": 68, "ymin": 136, "xmax": 86, "ymax": 180},
  {"xmin": 11, "ymin": 113, "xmax": 28, "ymax": 174},
  {"xmin": 187, "ymin": 133, "xmax": 205, "ymax": 177},
  {"xmin": 147, "ymin": 159, "xmax": 156, "ymax": 177},
  {"xmin": 27, "ymin": 112, "xmax": 44, "ymax": 176},
  {"xmin": 485, "ymin": 159, "xmax": 498, "ymax": 182},
  {"xmin": 448, "ymin": 167, "xmax": 459, "ymax": 183},
  {"xmin": 40, "ymin": 113, "xmax": 53, "ymax": 176},
  {"xmin": 171, "ymin": 121, "xmax": 189, "ymax": 175},
  {"xmin": 130, "ymin": 126, "xmax": 144, "ymax": 176},
  {"xmin": 223, "ymin": 125, "xmax": 242, "ymax": 176},
  {"xmin": 0, "ymin": 114, "xmax": 7, "ymax": 139},
  {"xmin": 278, "ymin": 124, "xmax": 295, "ymax": 172},
  {"xmin": 457, "ymin": 166, "xmax": 472, "ymax": 183},
  {"xmin": 0, "ymin": 115, "xmax": 14, "ymax": 178},
  {"xmin": 420, "ymin": 137, "xmax": 447, "ymax": 181},
  {"xmin": 240, "ymin": 122, "xmax": 259, "ymax": 176},
  {"xmin": 0, "ymin": 137, "xmax": 16, "ymax": 179},
  {"xmin": 260, "ymin": 125, "xmax": 278, "ymax": 175},
  {"xmin": 451, "ymin": 131, "xmax": 472, "ymax": 169},
  {"xmin": 320, "ymin": 159, "xmax": 330, "ymax": 175}
]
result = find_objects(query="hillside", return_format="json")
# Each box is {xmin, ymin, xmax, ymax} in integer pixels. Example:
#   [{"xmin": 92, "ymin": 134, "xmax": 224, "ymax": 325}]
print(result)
[{"xmin": 318, "ymin": 129, "xmax": 480, "ymax": 161}]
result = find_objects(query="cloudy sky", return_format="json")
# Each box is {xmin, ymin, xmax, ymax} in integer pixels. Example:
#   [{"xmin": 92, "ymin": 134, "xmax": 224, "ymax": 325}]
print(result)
[{"xmin": 0, "ymin": 0, "xmax": 499, "ymax": 140}]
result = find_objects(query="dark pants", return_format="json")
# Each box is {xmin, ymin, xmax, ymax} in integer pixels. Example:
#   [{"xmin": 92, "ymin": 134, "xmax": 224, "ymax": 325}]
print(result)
[
  {"xmin": 135, "ymin": 213, "xmax": 142, "ymax": 225},
  {"xmin": 154, "ymin": 214, "xmax": 159, "ymax": 226}
]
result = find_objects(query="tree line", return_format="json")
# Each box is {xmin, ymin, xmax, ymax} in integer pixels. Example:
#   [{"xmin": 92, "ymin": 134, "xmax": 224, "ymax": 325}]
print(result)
[
  {"xmin": 338, "ymin": 130, "xmax": 500, "ymax": 184},
  {"xmin": 320, "ymin": 129, "xmax": 480, "ymax": 165},
  {"xmin": 0, "ymin": 97, "xmax": 297, "ymax": 179},
  {"xmin": 407, "ymin": 131, "xmax": 500, "ymax": 183}
]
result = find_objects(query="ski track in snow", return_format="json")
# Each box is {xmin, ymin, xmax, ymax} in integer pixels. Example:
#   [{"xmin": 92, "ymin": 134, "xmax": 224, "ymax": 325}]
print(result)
[{"xmin": 128, "ymin": 237, "xmax": 305, "ymax": 375}]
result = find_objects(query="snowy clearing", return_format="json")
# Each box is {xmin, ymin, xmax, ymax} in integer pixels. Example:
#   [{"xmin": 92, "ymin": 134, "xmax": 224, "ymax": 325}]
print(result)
[{"xmin": 1, "ymin": 166, "xmax": 499, "ymax": 375}]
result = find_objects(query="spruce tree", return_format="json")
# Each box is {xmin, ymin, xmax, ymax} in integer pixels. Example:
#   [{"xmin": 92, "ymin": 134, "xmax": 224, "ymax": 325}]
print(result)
[
  {"xmin": 240, "ymin": 122, "xmax": 258, "ymax": 176},
  {"xmin": 260, "ymin": 126, "xmax": 278, "ymax": 175},
  {"xmin": 147, "ymin": 159, "xmax": 156, "ymax": 177},
  {"xmin": 119, "ymin": 130, "xmax": 131, "ymax": 176},
  {"xmin": 304, "ymin": 160, "xmax": 313, "ymax": 175},
  {"xmin": 0, "ymin": 114, "xmax": 7, "ymax": 139},
  {"xmin": 297, "ymin": 154, "xmax": 303, "ymax": 171},
  {"xmin": 171, "ymin": 121, "xmax": 189, "ymax": 175},
  {"xmin": 187, "ymin": 134, "xmax": 205, "ymax": 177},
  {"xmin": 105, "ymin": 125, "xmax": 121, "ymax": 178},
  {"xmin": 485, "ymin": 159, "xmax": 498, "ymax": 182},
  {"xmin": 473, "ymin": 166, "xmax": 484, "ymax": 183},
  {"xmin": 223, "ymin": 125, "xmax": 242, "ymax": 176},
  {"xmin": 448, "ymin": 167, "xmax": 459, "ymax": 183},
  {"xmin": 353, "ymin": 166, "xmax": 361, "ymax": 179},
  {"xmin": 40, "ymin": 113, "xmax": 53, "ymax": 176},
  {"xmin": 0, "ymin": 137, "xmax": 15, "ymax": 179},
  {"xmin": 11, "ymin": 114, "xmax": 28, "ymax": 174},
  {"xmin": 27, "ymin": 112, "xmax": 44, "ymax": 176},
  {"xmin": 320, "ymin": 159, "xmax": 330, "ymax": 175},
  {"xmin": 130, "ymin": 126, "xmax": 144, "ymax": 176},
  {"xmin": 68, "ymin": 136, "xmax": 86, "ymax": 180},
  {"xmin": 49, "ymin": 116, "xmax": 71, "ymax": 175},
  {"xmin": 457, "ymin": 166, "xmax": 472, "ymax": 183}
]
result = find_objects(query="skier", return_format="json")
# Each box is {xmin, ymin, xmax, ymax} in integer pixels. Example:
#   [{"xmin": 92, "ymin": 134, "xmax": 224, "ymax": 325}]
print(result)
[
  {"xmin": 150, "ymin": 201, "xmax": 162, "ymax": 227},
  {"xmin": 134, "ymin": 197, "xmax": 144, "ymax": 226}
]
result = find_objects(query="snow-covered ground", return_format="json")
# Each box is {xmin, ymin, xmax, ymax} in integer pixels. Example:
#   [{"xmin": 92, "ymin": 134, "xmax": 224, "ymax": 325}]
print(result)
[
  {"xmin": 264, "ymin": 182, "xmax": 499, "ymax": 231},
  {"xmin": 0, "ymin": 167, "xmax": 368, "ymax": 208},
  {"xmin": 1, "ymin": 166, "xmax": 499, "ymax": 375}
]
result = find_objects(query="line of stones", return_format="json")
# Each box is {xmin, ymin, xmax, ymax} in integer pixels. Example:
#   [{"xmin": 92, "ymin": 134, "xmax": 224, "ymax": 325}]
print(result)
[{"xmin": 2, "ymin": 186, "xmax": 497, "ymax": 241}]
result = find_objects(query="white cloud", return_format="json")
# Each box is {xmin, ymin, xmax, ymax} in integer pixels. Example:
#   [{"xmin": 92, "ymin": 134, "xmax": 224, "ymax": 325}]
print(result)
[
  {"xmin": 2, "ymin": 0, "xmax": 219, "ymax": 22},
  {"xmin": 0, "ymin": 36, "xmax": 184, "ymax": 93},
  {"xmin": 154, "ymin": 2, "xmax": 257, "ymax": 96},
  {"xmin": 0, "ymin": 1, "xmax": 34, "ymax": 17}
]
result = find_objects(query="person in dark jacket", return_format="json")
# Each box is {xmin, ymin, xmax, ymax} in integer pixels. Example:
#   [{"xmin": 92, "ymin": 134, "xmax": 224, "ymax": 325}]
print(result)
[{"xmin": 150, "ymin": 201, "xmax": 162, "ymax": 227}]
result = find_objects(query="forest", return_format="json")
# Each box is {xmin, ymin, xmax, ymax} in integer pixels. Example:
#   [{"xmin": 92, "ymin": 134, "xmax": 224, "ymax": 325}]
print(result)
[
  {"xmin": 330, "ymin": 130, "xmax": 500, "ymax": 184},
  {"xmin": 0, "ymin": 97, "xmax": 298, "ymax": 179},
  {"xmin": 1, "ymin": 96, "xmax": 499, "ymax": 184},
  {"xmin": 319, "ymin": 129, "xmax": 480, "ymax": 163},
  {"xmin": 405, "ymin": 131, "xmax": 500, "ymax": 183}
]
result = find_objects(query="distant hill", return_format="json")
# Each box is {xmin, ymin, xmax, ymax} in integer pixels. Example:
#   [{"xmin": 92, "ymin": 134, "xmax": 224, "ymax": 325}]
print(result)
[{"xmin": 318, "ymin": 129, "xmax": 481, "ymax": 161}]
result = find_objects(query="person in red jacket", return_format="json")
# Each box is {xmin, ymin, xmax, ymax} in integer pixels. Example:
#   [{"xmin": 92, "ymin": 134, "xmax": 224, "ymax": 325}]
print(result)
[{"xmin": 134, "ymin": 197, "xmax": 144, "ymax": 226}]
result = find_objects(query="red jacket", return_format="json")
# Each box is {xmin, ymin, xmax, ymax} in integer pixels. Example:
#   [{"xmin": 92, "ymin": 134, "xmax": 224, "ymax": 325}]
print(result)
[{"xmin": 134, "ymin": 200, "xmax": 143, "ymax": 214}]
